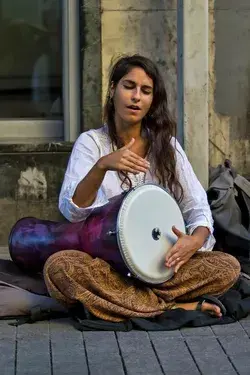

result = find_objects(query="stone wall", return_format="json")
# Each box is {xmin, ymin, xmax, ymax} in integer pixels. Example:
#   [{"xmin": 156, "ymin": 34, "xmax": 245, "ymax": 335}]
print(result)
[
  {"xmin": 0, "ymin": 143, "xmax": 71, "ymax": 245},
  {"xmin": 101, "ymin": 0, "xmax": 178, "ymax": 119},
  {"xmin": 209, "ymin": 0, "xmax": 250, "ymax": 177},
  {"xmin": 82, "ymin": 0, "xmax": 102, "ymax": 130}
]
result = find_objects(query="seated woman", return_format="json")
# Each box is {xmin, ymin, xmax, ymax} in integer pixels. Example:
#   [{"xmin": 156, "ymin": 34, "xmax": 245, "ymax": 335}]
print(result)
[{"xmin": 44, "ymin": 55, "xmax": 240, "ymax": 322}]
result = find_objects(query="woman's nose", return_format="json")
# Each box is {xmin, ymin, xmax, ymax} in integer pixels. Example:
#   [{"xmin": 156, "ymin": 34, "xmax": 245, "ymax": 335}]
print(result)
[{"xmin": 131, "ymin": 88, "xmax": 141, "ymax": 101}]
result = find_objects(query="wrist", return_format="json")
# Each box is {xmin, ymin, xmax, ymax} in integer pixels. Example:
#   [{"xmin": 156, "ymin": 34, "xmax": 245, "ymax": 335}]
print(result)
[
  {"xmin": 191, "ymin": 227, "xmax": 210, "ymax": 249},
  {"xmin": 96, "ymin": 157, "xmax": 108, "ymax": 172},
  {"xmin": 191, "ymin": 234, "xmax": 205, "ymax": 249}
]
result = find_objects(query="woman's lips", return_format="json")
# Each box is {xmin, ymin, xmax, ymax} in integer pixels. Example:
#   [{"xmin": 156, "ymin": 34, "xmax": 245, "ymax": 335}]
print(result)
[{"xmin": 126, "ymin": 106, "xmax": 141, "ymax": 113}]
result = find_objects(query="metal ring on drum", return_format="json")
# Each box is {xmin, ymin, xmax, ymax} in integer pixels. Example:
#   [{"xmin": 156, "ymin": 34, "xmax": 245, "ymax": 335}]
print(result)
[{"xmin": 116, "ymin": 183, "xmax": 186, "ymax": 285}]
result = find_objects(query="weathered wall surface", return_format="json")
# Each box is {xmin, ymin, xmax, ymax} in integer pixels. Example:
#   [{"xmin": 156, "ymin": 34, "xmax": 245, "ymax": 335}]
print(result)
[
  {"xmin": 180, "ymin": 0, "xmax": 209, "ymax": 188},
  {"xmin": 209, "ymin": 0, "xmax": 250, "ymax": 178},
  {"xmin": 82, "ymin": 0, "xmax": 102, "ymax": 130},
  {"xmin": 0, "ymin": 144, "xmax": 71, "ymax": 245},
  {"xmin": 101, "ymin": 0, "xmax": 178, "ymax": 119}
]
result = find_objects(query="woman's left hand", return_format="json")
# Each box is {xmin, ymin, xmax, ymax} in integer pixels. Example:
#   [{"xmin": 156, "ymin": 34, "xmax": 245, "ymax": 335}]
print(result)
[{"xmin": 165, "ymin": 226, "xmax": 203, "ymax": 273}]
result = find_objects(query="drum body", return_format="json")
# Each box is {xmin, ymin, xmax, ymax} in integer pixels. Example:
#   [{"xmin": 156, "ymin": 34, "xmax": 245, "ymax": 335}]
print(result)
[
  {"xmin": 8, "ymin": 193, "xmax": 125, "ymax": 274},
  {"xmin": 9, "ymin": 184, "xmax": 186, "ymax": 284}
]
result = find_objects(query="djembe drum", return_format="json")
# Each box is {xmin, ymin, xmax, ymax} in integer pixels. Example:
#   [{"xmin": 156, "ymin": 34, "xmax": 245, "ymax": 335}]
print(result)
[{"xmin": 9, "ymin": 184, "xmax": 186, "ymax": 284}]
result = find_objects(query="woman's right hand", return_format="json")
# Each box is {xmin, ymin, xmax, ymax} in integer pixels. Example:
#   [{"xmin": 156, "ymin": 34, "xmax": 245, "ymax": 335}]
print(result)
[{"xmin": 96, "ymin": 138, "xmax": 150, "ymax": 174}]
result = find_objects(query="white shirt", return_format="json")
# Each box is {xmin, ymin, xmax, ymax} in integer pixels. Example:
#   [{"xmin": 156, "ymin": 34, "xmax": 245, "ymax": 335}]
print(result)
[{"xmin": 59, "ymin": 125, "xmax": 216, "ymax": 251}]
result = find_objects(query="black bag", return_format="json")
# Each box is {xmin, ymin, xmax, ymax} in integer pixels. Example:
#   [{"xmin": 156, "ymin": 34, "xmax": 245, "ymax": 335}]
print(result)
[{"xmin": 207, "ymin": 160, "xmax": 250, "ymax": 259}]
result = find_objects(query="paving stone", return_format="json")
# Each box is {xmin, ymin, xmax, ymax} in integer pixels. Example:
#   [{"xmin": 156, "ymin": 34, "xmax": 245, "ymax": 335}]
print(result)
[
  {"xmin": 219, "ymin": 336, "xmax": 250, "ymax": 357},
  {"xmin": 219, "ymin": 336, "xmax": 250, "ymax": 375},
  {"xmin": 149, "ymin": 330, "xmax": 183, "ymax": 339},
  {"xmin": 227, "ymin": 353, "xmax": 250, "ymax": 375},
  {"xmin": 180, "ymin": 326, "xmax": 215, "ymax": 337},
  {"xmin": 241, "ymin": 314, "xmax": 250, "ymax": 321},
  {"xmin": 186, "ymin": 337, "xmax": 237, "ymax": 375},
  {"xmin": 211, "ymin": 322, "xmax": 248, "ymax": 337},
  {"xmin": 50, "ymin": 319, "xmax": 88, "ymax": 375},
  {"xmin": 3, "ymin": 315, "xmax": 250, "ymax": 374},
  {"xmin": 117, "ymin": 331, "xmax": 163, "ymax": 375},
  {"xmin": 239, "ymin": 319, "xmax": 250, "ymax": 336},
  {"xmin": 0, "ymin": 322, "xmax": 16, "ymax": 375},
  {"xmin": 16, "ymin": 321, "xmax": 51, "ymax": 375},
  {"xmin": 149, "ymin": 334, "xmax": 200, "ymax": 375},
  {"xmin": 84, "ymin": 331, "xmax": 125, "ymax": 375}
]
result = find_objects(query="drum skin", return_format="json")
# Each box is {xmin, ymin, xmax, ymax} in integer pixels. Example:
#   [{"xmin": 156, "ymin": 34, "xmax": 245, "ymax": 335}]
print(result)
[{"xmin": 8, "ymin": 193, "xmax": 128, "ymax": 274}]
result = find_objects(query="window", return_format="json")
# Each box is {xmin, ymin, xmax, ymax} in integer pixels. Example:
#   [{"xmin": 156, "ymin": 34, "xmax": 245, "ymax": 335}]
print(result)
[{"xmin": 0, "ymin": 0, "xmax": 80, "ymax": 142}]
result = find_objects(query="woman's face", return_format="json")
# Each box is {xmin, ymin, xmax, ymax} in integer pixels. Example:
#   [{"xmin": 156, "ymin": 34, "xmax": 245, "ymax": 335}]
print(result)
[{"xmin": 111, "ymin": 67, "xmax": 154, "ymax": 126}]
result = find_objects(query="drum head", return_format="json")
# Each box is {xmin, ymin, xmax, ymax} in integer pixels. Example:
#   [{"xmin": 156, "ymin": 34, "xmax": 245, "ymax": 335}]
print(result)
[{"xmin": 117, "ymin": 184, "xmax": 186, "ymax": 284}]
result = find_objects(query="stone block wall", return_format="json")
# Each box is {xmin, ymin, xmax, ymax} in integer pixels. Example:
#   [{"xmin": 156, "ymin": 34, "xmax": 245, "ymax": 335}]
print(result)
[
  {"xmin": 0, "ymin": 144, "xmax": 72, "ymax": 245},
  {"xmin": 101, "ymin": 0, "xmax": 178, "ymax": 119},
  {"xmin": 209, "ymin": 0, "xmax": 250, "ymax": 177}
]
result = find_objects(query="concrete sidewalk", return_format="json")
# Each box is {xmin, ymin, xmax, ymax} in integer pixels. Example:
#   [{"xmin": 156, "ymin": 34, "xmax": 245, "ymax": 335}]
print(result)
[{"xmin": 1, "ymin": 317, "xmax": 250, "ymax": 375}]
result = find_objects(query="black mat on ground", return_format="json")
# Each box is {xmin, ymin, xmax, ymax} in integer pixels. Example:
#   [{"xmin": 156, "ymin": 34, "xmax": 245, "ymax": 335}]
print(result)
[{"xmin": 1, "ymin": 259, "xmax": 250, "ymax": 331}]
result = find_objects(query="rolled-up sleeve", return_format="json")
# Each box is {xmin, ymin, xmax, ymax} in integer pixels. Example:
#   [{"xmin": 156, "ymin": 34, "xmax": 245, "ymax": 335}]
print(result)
[
  {"xmin": 59, "ymin": 132, "xmax": 109, "ymax": 222},
  {"xmin": 173, "ymin": 139, "xmax": 215, "ymax": 251}
]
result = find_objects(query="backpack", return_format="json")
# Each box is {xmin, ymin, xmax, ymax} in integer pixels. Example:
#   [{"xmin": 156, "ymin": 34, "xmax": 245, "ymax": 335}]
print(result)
[{"xmin": 207, "ymin": 160, "xmax": 250, "ymax": 259}]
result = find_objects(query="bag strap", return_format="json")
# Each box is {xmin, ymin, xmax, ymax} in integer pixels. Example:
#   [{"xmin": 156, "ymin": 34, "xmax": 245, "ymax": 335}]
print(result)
[
  {"xmin": 224, "ymin": 159, "xmax": 237, "ymax": 179},
  {"xmin": 8, "ymin": 307, "xmax": 68, "ymax": 327},
  {"xmin": 224, "ymin": 159, "xmax": 250, "ymax": 197},
  {"xmin": 234, "ymin": 175, "xmax": 250, "ymax": 198}
]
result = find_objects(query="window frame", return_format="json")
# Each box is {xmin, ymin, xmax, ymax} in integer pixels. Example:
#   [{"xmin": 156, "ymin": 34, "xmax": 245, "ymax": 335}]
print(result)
[{"xmin": 0, "ymin": 0, "xmax": 81, "ymax": 144}]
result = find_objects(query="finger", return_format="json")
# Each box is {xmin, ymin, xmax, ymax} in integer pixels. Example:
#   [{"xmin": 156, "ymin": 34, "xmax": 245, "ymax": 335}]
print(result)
[
  {"xmin": 165, "ymin": 256, "xmax": 181, "ymax": 268},
  {"xmin": 172, "ymin": 226, "xmax": 185, "ymax": 238},
  {"xmin": 174, "ymin": 260, "xmax": 185, "ymax": 273},
  {"xmin": 125, "ymin": 150, "xmax": 150, "ymax": 168},
  {"xmin": 166, "ymin": 250, "xmax": 180, "ymax": 263},
  {"xmin": 118, "ymin": 161, "xmax": 145, "ymax": 174},
  {"xmin": 120, "ymin": 166, "xmax": 140, "ymax": 175},
  {"xmin": 122, "ymin": 138, "xmax": 135, "ymax": 150},
  {"xmin": 122, "ymin": 159, "xmax": 149, "ymax": 173},
  {"xmin": 165, "ymin": 243, "xmax": 180, "ymax": 262},
  {"xmin": 166, "ymin": 250, "xmax": 181, "ymax": 266},
  {"xmin": 127, "ymin": 153, "xmax": 150, "ymax": 168}
]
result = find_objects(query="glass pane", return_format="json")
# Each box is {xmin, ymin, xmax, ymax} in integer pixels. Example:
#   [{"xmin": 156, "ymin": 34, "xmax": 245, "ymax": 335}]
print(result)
[{"xmin": 0, "ymin": 0, "xmax": 62, "ymax": 118}]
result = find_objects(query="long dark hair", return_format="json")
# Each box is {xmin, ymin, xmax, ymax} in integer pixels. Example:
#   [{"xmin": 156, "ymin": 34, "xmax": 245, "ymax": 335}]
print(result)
[{"xmin": 103, "ymin": 54, "xmax": 183, "ymax": 200}]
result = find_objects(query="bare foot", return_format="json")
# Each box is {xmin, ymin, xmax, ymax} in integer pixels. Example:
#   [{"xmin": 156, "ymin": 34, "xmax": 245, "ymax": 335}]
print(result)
[{"xmin": 174, "ymin": 301, "xmax": 222, "ymax": 318}]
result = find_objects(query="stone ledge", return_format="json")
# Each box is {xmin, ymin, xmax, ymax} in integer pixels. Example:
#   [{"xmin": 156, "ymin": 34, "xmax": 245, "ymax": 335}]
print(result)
[
  {"xmin": 0, "ymin": 142, "xmax": 73, "ymax": 154},
  {"xmin": 0, "ymin": 247, "xmax": 10, "ymax": 259}
]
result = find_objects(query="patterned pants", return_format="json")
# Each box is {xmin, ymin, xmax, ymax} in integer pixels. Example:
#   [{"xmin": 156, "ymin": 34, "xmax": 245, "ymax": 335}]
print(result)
[{"xmin": 44, "ymin": 250, "xmax": 240, "ymax": 322}]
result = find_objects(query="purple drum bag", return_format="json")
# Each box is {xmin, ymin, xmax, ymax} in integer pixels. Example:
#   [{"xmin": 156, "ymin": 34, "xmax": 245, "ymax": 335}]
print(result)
[{"xmin": 8, "ymin": 193, "xmax": 129, "ymax": 274}]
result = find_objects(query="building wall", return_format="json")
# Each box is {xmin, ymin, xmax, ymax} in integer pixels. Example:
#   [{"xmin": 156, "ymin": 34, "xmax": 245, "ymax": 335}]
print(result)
[
  {"xmin": 0, "ymin": 144, "xmax": 71, "ymax": 245},
  {"xmin": 82, "ymin": 0, "xmax": 102, "ymax": 131},
  {"xmin": 209, "ymin": 0, "xmax": 250, "ymax": 178},
  {"xmin": 101, "ymin": 0, "xmax": 178, "ymax": 119}
]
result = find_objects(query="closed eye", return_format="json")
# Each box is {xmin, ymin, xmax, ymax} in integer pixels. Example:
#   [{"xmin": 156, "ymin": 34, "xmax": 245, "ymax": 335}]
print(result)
[
  {"xmin": 123, "ymin": 85, "xmax": 152, "ymax": 95},
  {"xmin": 142, "ymin": 89, "xmax": 152, "ymax": 95},
  {"xmin": 123, "ymin": 84, "xmax": 134, "ymax": 90}
]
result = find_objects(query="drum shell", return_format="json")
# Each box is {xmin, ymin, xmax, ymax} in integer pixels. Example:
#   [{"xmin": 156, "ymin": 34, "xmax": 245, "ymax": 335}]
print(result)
[
  {"xmin": 8, "ymin": 217, "xmax": 85, "ymax": 273},
  {"xmin": 8, "ymin": 193, "xmax": 129, "ymax": 275},
  {"xmin": 80, "ymin": 193, "xmax": 129, "ymax": 276}
]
